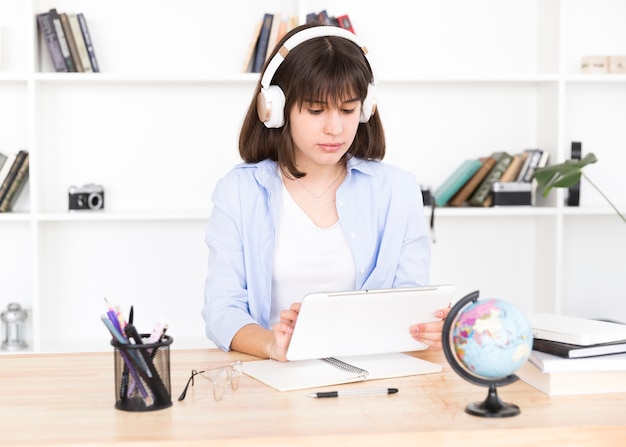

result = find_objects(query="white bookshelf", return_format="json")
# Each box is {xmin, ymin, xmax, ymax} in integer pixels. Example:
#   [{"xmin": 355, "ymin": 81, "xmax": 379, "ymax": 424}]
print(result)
[{"xmin": 0, "ymin": 0, "xmax": 624, "ymax": 353}]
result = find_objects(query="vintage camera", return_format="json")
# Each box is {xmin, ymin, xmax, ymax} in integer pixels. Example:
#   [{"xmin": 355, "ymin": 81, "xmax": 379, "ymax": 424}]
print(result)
[{"xmin": 68, "ymin": 184, "xmax": 105, "ymax": 210}]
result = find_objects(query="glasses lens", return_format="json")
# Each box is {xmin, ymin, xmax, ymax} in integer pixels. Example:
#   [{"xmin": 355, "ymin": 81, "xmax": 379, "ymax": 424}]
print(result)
[
  {"xmin": 230, "ymin": 360, "xmax": 242, "ymax": 391},
  {"xmin": 211, "ymin": 368, "xmax": 228, "ymax": 401}
]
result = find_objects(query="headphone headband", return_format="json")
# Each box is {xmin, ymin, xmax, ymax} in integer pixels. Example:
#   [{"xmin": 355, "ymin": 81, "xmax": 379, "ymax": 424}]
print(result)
[{"xmin": 261, "ymin": 26, "xmax": 370, "ymax": 89}]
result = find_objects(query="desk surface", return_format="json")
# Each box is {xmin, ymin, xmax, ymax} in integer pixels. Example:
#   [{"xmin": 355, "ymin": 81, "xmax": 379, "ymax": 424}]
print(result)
[{"xmin": 1, "ymin": 348, "xmax": 625, "ymax": 446}]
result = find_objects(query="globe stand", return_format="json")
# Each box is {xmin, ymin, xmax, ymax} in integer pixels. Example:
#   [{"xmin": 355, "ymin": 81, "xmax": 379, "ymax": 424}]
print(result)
[{"xmin": 465, "ymin": 382, "xmax": 520, "ymax": 418}]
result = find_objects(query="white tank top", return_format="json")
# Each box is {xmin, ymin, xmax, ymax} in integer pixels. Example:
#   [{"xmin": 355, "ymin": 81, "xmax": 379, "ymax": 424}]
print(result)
[{"xmin": 270, "ymin": 183, "xmax": 356, "ymax": 324}]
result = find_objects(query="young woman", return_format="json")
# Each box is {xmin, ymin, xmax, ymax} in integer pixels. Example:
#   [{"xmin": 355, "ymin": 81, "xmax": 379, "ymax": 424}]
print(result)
[{"xmin": 202, "ymin": 23, "xmax": 449, "ymax": 361}]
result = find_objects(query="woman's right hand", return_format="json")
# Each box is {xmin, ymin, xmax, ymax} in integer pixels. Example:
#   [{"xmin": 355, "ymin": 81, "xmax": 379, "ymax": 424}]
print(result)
[{"xmin": 269, "ymin": 302, "xmax": 301, "ymax": 362}]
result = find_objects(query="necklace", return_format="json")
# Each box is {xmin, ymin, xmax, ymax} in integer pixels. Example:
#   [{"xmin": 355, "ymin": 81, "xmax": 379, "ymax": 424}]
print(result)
[{"xmin": 295, "ymin": 168, "xmax": 345, "ymax": 203}]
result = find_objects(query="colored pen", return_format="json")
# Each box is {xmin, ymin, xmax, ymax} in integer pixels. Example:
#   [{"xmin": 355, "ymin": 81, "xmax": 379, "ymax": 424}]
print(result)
[{"xmin": 308, "ymin": 388, "xmax": 399, "ymax": 398}]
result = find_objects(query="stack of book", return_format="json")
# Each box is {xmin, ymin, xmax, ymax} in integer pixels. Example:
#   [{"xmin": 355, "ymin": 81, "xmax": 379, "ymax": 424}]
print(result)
[
  {"xmin": 432, "ymin": 148, "xmax": 549, "ymax": 207},
  {"xmin": 0, "ymin": 150, "xmax": 29, "ymax": 213},
  {"xmin": 242, "ymin": 10, "xmax": 355, "ymax": 73},
  {"xmin": 515, "ymin": 313, "xmax": 626, "ymax": 395},
  {"xmin": 37, "ymin": 8, "xmax": 99, "ymax": 73}
]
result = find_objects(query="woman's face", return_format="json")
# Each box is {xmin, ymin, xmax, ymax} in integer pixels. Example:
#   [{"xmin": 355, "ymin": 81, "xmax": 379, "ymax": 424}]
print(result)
[{"xmin": 288, "ymin": 96, "xmax": 361, "ymax": 170}]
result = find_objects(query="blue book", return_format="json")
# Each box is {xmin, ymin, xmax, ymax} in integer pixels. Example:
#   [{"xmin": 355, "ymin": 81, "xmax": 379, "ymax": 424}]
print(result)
[
  {"xmin": 433, "ymin": 159, "xmax": 482, "ymax": 207},
  {"xmin": 252, "ymin": 13, "xmax": 274, "ymax": 73}
]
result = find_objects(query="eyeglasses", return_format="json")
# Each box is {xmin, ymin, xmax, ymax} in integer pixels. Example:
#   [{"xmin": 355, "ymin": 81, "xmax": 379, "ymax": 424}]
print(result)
[{"xmin": 178, "ymin": 359, "xmax": 242, "ymax": 402}]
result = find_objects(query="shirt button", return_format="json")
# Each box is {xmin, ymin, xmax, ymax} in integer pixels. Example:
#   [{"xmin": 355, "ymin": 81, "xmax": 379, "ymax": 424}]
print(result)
[
  {"xmin": 350, "ymin": 232, "xmax": 356, "ymax": 238},
  {"xmin": 338, "ymin": 201, "xmax": 344, "ymax": 207},
  {"xmin": 360, "ymin": 268, "xmax": 366, "ymax": 274}
]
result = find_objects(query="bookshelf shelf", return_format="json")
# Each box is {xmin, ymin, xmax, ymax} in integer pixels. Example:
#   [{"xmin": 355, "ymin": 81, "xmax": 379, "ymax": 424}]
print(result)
[{"xmin": 0, "ymin": 0, "xmax": 624, "ymax": 353}]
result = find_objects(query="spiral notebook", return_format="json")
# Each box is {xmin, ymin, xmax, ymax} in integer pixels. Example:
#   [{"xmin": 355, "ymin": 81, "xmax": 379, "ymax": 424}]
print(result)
[{"xmin": 242, "ymin": 352, "xmax": 443, "ymax": 391}]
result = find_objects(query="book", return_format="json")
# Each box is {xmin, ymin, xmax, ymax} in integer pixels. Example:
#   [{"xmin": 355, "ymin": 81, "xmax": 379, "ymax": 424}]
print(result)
[
  {"xmin": 0, "ymin": 153, "xmax": 29, "ymax": 212},
  {"xmin": 432, "ymin": 159, "xmax": 482, "ymax": 207},
  {"xmin": 498, "ymin": 153, "xmax": 524, "ymax": 183},
  {"xmin": 242, "ymin": 352, "xmax": 442, "ymax": 391},
  {"xmin": 482, "ymin": 153, "xmax": 525, "ymax": 207},
  {"xmin": 0, "ymin": 153, "xmax": 16, "ymax": 190},
  {"xmin": 447, "ymin": 156, "xmax": 496, "ymax": 206},
  {"xmin": 252, "ymin": 13, "xmax": 274, "ymax": 73},
  {"xmin": 0, "ymin": 150, "xmax": 28, "ymax": 208},
  {"xmin": 529, "ymin": 349, "xmax": 626, "ymax": 372},
  {"xmin": 59, "ymin": 12, "xmax": 82, "ymax": 72},
  {"xmin": 516, "ymin": 356, "xmax": 626, "ymax": 395},
  {"xmin": 77, "ymin": 13, "xmax": 99, "ymax": 72},
  {"xmin": 532, "ymin": 337, "xmax": 626, "ymax": 359},
  {"xmin": 468, "ymin": 151, "xmax": 513, "ymax": 206},
  {"xmin": 242, "ymin": 20, "xmax": 263, "ymax": 72},
  {"xmin": 530, "ymin": 313, "xmax": 626, "ymax": 346},
  {"xmin": 67, "ymin": 14, "xmax": 93, "ymax": 73},
  {"xmin": 515, "ymin": 148, "xmax": 543, "ymax": 182},
  {"xmin": 265, "ymin": 13, "xmax": 282, "ymax": 62},
  {"xmin": 36, "ymin": 12, "xmax": 68, "ymax": 72},
  {"xmin": 337, "ymin": 14, "xmax": 355, "ymax": 33},
  {"xmin": 48, "ymin": 8, "xmax": 76, "ymax": 72}
]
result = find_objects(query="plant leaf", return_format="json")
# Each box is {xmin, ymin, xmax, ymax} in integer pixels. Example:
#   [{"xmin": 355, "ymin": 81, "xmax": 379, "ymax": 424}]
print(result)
[{"xmin": 534, "ymin": 153, "xmax": 598, "ymax": 197}]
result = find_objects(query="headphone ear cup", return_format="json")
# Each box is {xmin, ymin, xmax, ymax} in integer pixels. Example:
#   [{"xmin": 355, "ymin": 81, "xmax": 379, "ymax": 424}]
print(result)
[
  {"xmin": 359, "ymin": 84, "xmax": 377, "ymax": 123},
  {"xmin": 257, "ymin": 86, "xmax": 286, "ymax": 128}
]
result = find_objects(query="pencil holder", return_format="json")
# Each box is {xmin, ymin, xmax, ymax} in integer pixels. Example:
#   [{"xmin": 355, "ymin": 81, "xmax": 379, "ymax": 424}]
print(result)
[{"xmin": 111, "ymin": 334, "xmax": 173, "ymax": 411}]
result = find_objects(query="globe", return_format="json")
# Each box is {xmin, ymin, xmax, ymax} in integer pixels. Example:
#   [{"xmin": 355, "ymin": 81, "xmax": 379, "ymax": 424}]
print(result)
[{"xmin": 442, "ymin": 291, "xmax": 533, "ymax": 418}]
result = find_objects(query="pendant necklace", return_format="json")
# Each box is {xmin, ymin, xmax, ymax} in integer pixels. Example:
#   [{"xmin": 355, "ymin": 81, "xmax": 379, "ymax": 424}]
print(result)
[{"xmin": 296, "ymin": 168, "xmax": 345, "ymax": 203}]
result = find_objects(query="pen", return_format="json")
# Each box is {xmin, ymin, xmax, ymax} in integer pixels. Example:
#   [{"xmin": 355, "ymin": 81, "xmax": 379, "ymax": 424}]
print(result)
[{"xmin": 307, "ymin": 388, "xmax": 399, "ymax": 398}]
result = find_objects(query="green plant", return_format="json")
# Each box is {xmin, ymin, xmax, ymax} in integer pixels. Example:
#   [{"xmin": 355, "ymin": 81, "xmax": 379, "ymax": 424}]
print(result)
[{"xmin": 533, "ymin": 152, "xmax": 625, "ymax": 224}]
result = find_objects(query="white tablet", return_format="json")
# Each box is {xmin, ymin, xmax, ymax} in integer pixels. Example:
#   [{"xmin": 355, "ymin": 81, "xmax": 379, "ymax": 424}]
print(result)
[{"xmin": 286, "ymin": 284, "xmax": 457, "ymax": 361}]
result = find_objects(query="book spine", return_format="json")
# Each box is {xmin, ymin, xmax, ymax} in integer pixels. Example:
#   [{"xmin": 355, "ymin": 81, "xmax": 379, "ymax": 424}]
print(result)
[
  {"xmin": 59, "ymin": 13, "xmax": 83, "ymax": 72},
  {"xmin": 337, "ymin": 15, "xmax": 355, "ymax": 33},
  {"xmin": 49, "ymin": 8, "xmax": 76, "ymax": 72},
  {"xmin": 468, "ymin": 152, "xmax": 513, "ymax": 206},
  {"xmin": 252, "ymin": 13, "xmax": 274, "ymax": 73},
  {"xmin": 77, "ymin": 13, "xmax": 99, "ymax": 72},
  {"xmin": 68, "ymin": 14, "xmax": 93, "ymax": 73},
  {"xmin": 0, "ymin": 150, "xmax": 28, "ymax": 207},
  {"xmin": 0, "ymin": 154, "xmax": 29, "ymax": 212},
  {"xmin": 36, "ymin": 13, "xmax": 68, "ymax": 72}
]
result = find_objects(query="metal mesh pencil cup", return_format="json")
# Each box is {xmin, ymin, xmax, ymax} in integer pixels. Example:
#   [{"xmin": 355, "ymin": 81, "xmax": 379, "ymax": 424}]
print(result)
[{"xmin": 111, "ymin": 334, "xmax": 173, "ymax": 411}]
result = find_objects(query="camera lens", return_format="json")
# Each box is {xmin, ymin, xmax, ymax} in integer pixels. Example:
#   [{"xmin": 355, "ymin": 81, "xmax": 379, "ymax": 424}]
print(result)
[{"xmin": 88, "ymin": 193, "xmax": 103, "ymax": 210}]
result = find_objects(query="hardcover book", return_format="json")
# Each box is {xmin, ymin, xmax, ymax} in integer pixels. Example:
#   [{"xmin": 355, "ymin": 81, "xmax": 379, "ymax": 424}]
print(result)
[
  {"xmin": 0, "ymin": 154, "xmax": 29, "ymax": 212},
  {"xmin": 516, "ymin": 356, "xmax": 626, "ymax": 395},
  {"xmin": 447, "ymin": 157, "xmax": 496, "ymax": 207},
  {"xmin": 67, "ymin": 13, "xmax": 93, "ymax": 73},
  {"xmin": 77, "ymin": 13, "xmax": 99, "ymax": 72},
  {"xmin": 0, "ymin": 150, "xmax": 28, "ymax": 208},
  {"xmin": 468, "ymin": 151, "xmax": 513, "ymax": 206},
  {"xmin": 532, "ymin": 338, "xmax": 626, "ymax": 359},
  {"xmin": 59, "ymin": 13, "xmax": 83, "ymax": 72},
  {"xmin": 37, "ymin": 12, "xmax": 68, "ymax": 72},
  {"xmin": 530, "ymin": 313, "xmax": 626, "ymax": 346},
  {"xmin": 433, "ymin": 159, "xmax": 482, "ymax": 207},
  {"xmin": 48, "ymin": 8, "xmax": 76, "ymax": 72},
  {"xmin": 252, "ymin": 13, "xmax": 274, "ymax": 73}
]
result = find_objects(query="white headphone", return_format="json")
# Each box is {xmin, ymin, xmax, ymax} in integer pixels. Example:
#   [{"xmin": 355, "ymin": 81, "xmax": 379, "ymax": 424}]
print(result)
[{"xmin": 257, "ymin": 26, "xmax": 377, "ymax": 128}]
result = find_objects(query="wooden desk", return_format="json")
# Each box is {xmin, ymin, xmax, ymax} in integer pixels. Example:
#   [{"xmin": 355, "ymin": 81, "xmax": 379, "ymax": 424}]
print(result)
[{"xmin": 1, "ymin": 348, "xmax": 625, "ymax": 446}]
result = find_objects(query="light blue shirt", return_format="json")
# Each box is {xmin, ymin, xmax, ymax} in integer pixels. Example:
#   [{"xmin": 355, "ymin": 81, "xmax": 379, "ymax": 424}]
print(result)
[{"xmin": 202, "ymin": 157, "xmax": 431, "ymax": 351}]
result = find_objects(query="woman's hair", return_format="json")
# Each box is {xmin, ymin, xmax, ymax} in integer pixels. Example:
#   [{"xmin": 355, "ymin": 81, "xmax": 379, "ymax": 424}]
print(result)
[{"xmin": 238, "ymin": 23, "xmax": 386, "ymax": 178}]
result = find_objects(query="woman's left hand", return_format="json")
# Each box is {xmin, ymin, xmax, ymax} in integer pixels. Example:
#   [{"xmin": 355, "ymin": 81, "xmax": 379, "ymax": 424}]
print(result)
[{"xmin": 408, "ymin": 306, "xmax": 451, "ymax": 350}]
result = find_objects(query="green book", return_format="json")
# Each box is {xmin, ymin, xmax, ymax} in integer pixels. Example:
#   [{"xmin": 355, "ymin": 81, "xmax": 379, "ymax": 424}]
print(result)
[
  {"xmin": 468, "ymin": 152, "xmax": 513, "ymax": 206},
  {"xmin": 433, "ymin": 159, "xmax": 482, "ymax": 207}
]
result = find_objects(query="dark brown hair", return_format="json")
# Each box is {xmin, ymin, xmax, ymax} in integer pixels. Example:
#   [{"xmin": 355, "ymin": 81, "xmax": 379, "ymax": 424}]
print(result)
[{"xmin": 238, "ymin": 23, "xmax": 386, "ymax": 178}]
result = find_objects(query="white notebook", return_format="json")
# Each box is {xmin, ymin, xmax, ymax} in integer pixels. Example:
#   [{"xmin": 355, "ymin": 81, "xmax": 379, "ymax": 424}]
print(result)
[
  {"xmin": 530, "ymin": 313, "xmax": 626, "ymax": 346},
  {"xmin": 243, "ymin": 352, "xmax": 443, "ymax": 391}
]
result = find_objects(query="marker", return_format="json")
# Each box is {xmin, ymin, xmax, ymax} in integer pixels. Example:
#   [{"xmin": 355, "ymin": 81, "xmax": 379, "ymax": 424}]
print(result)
[{"xmin": 307, "ymin": 388, "xmax": 398, "ymax": 398}]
